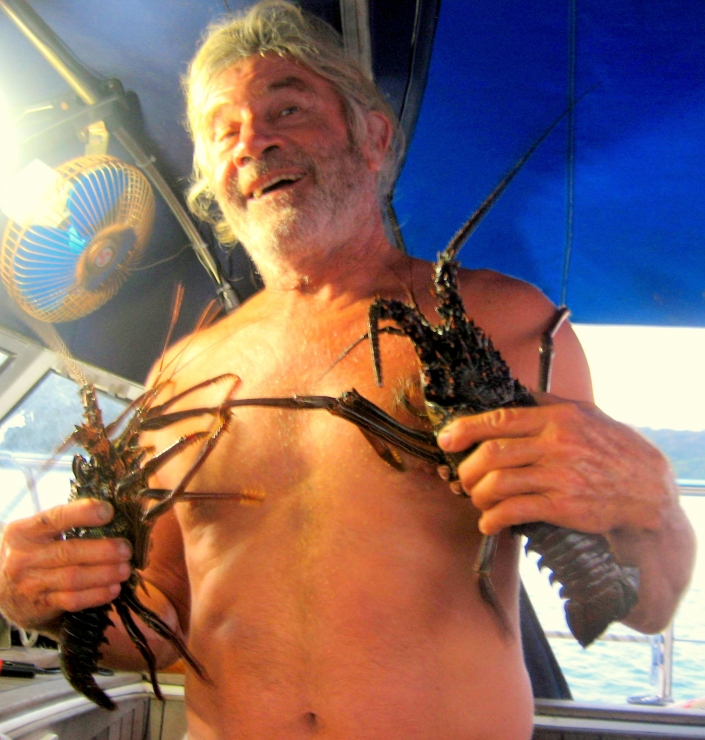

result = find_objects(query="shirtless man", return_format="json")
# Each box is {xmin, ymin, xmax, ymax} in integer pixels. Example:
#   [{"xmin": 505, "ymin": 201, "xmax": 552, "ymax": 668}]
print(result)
[{"xmin": 0, "ymin": 3, "xmax": 696, "ymax": 739}]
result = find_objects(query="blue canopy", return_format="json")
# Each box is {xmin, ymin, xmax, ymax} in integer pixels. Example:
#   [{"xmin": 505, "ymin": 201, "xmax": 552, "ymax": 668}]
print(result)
[{"xmin": 397, "ymin": 0, "xmax": 705, "ymax": 327}]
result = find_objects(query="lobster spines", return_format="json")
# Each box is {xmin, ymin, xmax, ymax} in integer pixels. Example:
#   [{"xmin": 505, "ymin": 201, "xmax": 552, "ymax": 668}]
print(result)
[
  {"xmin": 516, "ymin": 521, "xmax": 641, "ymax": 647},
  {"xmin": 434, "ymin": 257, "xmax": 466, "ymax": 326},
  {"xmin": 422, "ymin": 308, "xmax": 535, "ymax": 418},
  {"xmin": 59, "ymin": 603, "xmax": 116, "ymax": 710},
  {"xmin": 369, "ymin": 298, "xmax": 438, "ymax": 387}
]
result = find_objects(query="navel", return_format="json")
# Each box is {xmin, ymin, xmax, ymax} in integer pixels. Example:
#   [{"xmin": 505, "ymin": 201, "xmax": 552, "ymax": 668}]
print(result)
[{"xmin": 302, "ymin": 711, "xmax": 318, "ymax": 730}]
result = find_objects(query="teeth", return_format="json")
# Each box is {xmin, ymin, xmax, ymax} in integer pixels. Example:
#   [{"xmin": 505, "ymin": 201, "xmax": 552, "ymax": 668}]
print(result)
[{"xmin": 252, "ymin": 174, "xmax": 302, "ymax": 199}]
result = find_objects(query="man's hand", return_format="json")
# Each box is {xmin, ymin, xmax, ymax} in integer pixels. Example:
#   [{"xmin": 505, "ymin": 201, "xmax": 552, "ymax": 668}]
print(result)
[
  {"xmin": 0, "ymin": 499, "xmax": 132, "ymax": 636},
  {"xmin": 437, "ymin": 393, "xmax": 696, "ymax": 633},
  {"xmin": 437, "ymin": 393, "xmax": 679, "ymax": 537}
]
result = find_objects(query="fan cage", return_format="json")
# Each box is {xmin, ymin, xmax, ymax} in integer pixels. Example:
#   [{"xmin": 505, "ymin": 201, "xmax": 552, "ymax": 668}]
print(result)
[{"xmin": 1, "ymin": 154, "xmax": 155, "ymax": 322}]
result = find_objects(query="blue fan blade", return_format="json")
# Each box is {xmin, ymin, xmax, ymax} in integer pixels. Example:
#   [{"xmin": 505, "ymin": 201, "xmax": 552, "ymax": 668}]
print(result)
[
  {"xmin": 67, "ymin": 164, "xmax": 128, "ymax": 239},
  {"xmin": 13, "ymin": 225, "xmax": 85, "ymax": 310}
]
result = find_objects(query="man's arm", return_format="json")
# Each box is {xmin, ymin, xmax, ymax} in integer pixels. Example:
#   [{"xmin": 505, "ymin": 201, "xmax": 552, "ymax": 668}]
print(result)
[
  {"xmin": 0, "ymin": 498, "xmax": 186, "ymax": 670},
  {"xmin": 437, "ymin": 303, "xmax": 696, "ymax": 634}
]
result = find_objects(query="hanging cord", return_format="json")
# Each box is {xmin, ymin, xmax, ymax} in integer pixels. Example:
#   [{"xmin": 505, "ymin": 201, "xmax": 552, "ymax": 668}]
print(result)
[
  {"xmin": 386, "ymin": 195, "xmax": 407, "ymax": 253},
  {"xmin": 561, "ymin": 0, "xmax": 578, "ymax": 308},
  {"xmin": 385, "ymin": 0, "xmax": 440, "ymax": 254}
]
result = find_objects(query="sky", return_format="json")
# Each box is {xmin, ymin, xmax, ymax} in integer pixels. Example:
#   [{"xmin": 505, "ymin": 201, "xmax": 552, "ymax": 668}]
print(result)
[{"xmin": 574, "ymin": 325, "xmax": 705, "ymax": 431}]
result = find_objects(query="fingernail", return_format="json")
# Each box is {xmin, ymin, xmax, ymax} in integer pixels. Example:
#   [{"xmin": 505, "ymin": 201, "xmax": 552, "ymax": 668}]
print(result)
[
  {"xmin": 437, "ymin": 428, "xmax": 452, "ymax": 448},
  {"xmin": 118, "ymin": 540, "xmax": 132, "ymax": 558},
  {"xmin": 449, "ymin": 480, "xmax": 465, "ymax": 496},
  {"xmin": 437, "ymin": 465, "xmax": 451, "ymax": 481},
  {"xmin": 97, "ymin": 502, "xmax": 113, "ymax": 522}
]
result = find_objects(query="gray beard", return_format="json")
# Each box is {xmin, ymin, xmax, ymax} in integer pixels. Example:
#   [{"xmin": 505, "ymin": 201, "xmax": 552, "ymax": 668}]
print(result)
[{"xmin": 220, "ymin": 143, "xmax": 371, "ymax": 265}]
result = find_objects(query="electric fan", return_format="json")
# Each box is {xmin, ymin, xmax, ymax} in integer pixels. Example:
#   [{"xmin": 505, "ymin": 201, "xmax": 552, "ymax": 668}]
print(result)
[{"xmin": 0, "ymin": 154, "xmax": 155, "ymax": 322}]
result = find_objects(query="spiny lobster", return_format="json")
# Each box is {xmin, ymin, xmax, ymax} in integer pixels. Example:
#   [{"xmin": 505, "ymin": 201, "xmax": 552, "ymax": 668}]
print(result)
[
  {"xmin": 364, "ymin": 174, "xmax": 641, "ymax": 646},
  {"xmin": 31, "ymin": 300, "xmax": 261, "ymax": 710}
]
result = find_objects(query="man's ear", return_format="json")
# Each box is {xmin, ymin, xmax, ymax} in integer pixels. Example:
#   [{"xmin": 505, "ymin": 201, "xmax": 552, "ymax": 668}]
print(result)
[{"xmin": 361, "ymin": 111, "xmax": 392, "ymax": 172}]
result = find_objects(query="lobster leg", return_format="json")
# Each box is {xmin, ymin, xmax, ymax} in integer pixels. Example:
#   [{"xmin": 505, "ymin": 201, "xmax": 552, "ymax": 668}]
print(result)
[
  {"xmin": 474, "ymin": 530, "xmax": 511, "ymax": 637},
  {"xmin": 141, "ymin": 392, "xmax": 441, "ymax": 467},
  {"xmin": 143, "ymin": 389, "xmax": 238, "ymax": 522},
  {"xmin": 106, "ymin": 373, "xmax": 238, "ymax": 441},
  {"xmin": 120, "ymin": 584, "xmax": 208, "ymax": 681},
  {"xmin": 145, "ymin": 373, "xmax": 240, "ymax": 420},
  {"xmin": 369, "ymin": 299, "xmax": 438, "ymax": 387},
  {"xmin": 121, "ymin": 430, "xmax": 211, "ymax": 486},
  {"xmin": 113, "ymin": 588, "xmax": 164, "ymax": 700}
]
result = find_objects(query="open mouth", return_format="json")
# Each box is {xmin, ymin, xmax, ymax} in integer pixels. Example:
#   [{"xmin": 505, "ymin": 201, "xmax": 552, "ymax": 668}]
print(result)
[{"xmin": 249, "ymin": 173, "xmax": 305, "ymax": 199}]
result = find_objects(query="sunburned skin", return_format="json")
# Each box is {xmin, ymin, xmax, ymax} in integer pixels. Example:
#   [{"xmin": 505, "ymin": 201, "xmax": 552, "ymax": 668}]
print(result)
[{"xmin": 105, "ymin": 258, "xmax": 590, "ymax": 740}]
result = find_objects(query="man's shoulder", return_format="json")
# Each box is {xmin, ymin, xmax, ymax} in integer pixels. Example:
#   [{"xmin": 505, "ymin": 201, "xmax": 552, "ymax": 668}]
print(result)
[
  {"xmin": 144, "ymin": 291, "xmax": 269, "ymax": 390},
  {"xmin": 405, "ymin": 257, "xmax": 555, "ymax": 330},
  {"xmin": 456, "ymin": 266, "xmax": 555, "ymax": 322},
  {"xmin": 458, "ymin": 266, "xmax": 542, "ymax": 296}
]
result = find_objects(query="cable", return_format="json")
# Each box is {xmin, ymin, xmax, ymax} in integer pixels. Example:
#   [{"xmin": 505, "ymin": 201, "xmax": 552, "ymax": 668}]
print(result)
[{"xmin": 560, "ymin": 0, "xmax": 578, "ymax": 308}]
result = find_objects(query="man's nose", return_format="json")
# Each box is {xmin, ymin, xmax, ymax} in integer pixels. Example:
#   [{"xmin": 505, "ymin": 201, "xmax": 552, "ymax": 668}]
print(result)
[{"xmin": 234, "ymin": 116, "xmax": 283, "ymax": 167}]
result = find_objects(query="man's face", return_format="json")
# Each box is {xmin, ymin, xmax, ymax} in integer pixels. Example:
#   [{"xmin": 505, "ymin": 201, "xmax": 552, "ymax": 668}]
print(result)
[{"xmin": 203, "ymin": 55, "xmax": 378, "ymax": 259}]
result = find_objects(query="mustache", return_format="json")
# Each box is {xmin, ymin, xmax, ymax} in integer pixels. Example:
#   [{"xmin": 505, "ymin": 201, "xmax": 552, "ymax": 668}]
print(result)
[{"xmin": 228, "ymin": 150, "xmax": 315, "ymax": 200}]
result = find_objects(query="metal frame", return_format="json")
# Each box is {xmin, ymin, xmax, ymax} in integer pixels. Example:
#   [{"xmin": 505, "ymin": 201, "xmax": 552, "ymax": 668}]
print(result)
[{"xmin": 0, "ymin": 324, "xmax": 144, "ymax": 424}]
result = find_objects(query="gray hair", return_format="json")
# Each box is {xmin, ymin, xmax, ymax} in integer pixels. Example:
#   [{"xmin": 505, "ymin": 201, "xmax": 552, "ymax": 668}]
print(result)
[{"xmin": 184, "ymin": 0, "xmax": 403, "ymax": 246}]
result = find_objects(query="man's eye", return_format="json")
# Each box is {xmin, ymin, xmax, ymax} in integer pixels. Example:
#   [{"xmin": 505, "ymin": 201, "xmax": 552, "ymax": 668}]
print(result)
[{"xmin": 279, "ymin": 106, "xmax": 299, "ymax": 118}]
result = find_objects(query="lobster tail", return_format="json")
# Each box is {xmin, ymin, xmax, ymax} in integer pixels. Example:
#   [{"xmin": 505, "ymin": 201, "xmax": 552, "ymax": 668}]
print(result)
[
  {"xmin": 59, "ymin": 603, "xmax": 116, "ymax": 710},
  {"xmin": 515, "ymin": 522, "xmax": 640, "ymax": 647}
]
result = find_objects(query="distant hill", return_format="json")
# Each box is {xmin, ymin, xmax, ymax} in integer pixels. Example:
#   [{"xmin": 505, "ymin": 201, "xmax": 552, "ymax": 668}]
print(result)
[{"xmin": 638, "ymin": 428, "xmax": 705, "ymax": 482}]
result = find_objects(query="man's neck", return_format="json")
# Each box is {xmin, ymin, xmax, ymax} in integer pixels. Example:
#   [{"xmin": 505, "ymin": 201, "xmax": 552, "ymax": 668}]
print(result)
[{"xmin": 249, "ymin": 215, "xmax": 408, "ymax": 304}]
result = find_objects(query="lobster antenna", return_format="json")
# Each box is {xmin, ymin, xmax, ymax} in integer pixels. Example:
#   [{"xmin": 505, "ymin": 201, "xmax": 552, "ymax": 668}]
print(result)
[
  {"xmin": 442, "ymin": 88, "xmax": 597, "ymax": 263},
  {"xmin": 155, "ymin": 284, "xmax": 185, "ymax": 380}
]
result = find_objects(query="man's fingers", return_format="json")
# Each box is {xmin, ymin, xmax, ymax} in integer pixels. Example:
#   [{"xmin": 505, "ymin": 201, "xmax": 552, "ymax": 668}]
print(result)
[
  {"xmin": 437, "ymin": 406, "xmax": 544, "ymax": 453},
  {"xmin": 477, "ymin": 493, "xmax": 550, "ymax": 535},
  {"xmin": 437, "ymin": 397, "xmax": 595, "ymax": 454},
  {"xmin": 28, "ymin": 536, "xmax": 132, "ymax": 571},
  {"xmin": 458, "ymin": 437, "xmax": 541, "ymax": 486},
  {"xmin": 22, "ymin": 563, "xmax": 130, "ymax": 608},
  {"xmin": 10, "ymin": 499, "xmax": 114, "ymax": 543},
  {"xmin": 0, "ymin": 502, "xmax": 130, "ymax": 632},
  {"xmin": 54, "ymin": 583, "xmax": 123, "ymax": 613}
]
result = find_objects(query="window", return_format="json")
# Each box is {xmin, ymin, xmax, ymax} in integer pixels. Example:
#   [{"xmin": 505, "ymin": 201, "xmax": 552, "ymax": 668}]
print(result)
[{"xmin": 0, "ymin": 326, "xmax": 142, "ymax": 525}]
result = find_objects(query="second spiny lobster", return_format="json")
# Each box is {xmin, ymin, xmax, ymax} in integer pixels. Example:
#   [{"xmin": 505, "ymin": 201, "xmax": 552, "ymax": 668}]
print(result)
[
  {"xmin": 31, "ymin": 300, "xmax": 260, "ymax": 710},
  {"xmin": 365, "ymin": 113, "xmax": 639, "ymax": 646}
]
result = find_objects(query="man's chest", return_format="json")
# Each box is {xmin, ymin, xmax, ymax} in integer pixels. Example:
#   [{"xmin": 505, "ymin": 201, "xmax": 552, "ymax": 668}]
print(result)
[{"xmin": 146, "ymin": 314, "xmax": 431, "ymax": 496}]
